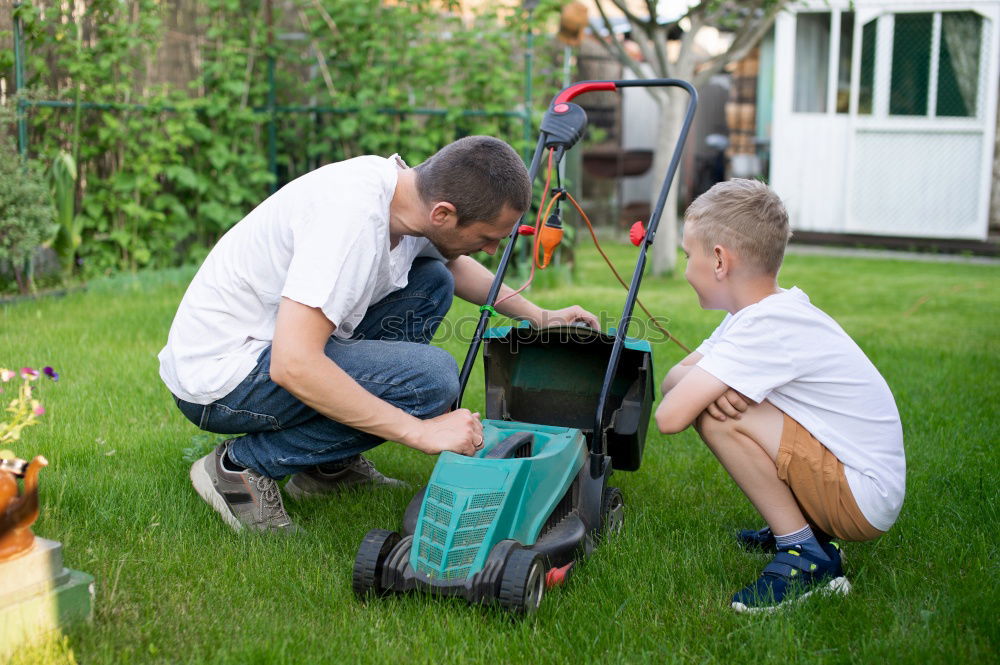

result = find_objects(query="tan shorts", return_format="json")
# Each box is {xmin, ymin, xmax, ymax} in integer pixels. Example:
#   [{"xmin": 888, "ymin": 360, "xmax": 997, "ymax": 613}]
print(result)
[{"xmin": 776, "ymin": 414, "xmax": 884, "ymax": 542}]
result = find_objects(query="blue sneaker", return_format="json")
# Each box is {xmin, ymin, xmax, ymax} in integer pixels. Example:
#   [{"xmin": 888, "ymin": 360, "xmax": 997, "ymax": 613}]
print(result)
[
  {"xmin": 736, "ymin": 526, "xmax": 776, "ymax": 552},
  {"xmin": 730, "ymin": 542, "xmax": 850, "ymax": 613},
  {"xmin": 736, "ymin": 526, "xmax": 835, "ymax": 554}
]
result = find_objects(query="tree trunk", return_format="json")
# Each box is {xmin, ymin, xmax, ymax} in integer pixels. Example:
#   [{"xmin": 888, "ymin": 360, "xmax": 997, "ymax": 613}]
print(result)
[{"xmin": 650, "ymin": 88, "xmax": 688, "ymax": 275}]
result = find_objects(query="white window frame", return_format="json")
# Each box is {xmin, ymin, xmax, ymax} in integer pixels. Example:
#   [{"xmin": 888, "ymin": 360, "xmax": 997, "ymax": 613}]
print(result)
[
  {"xmin": 792, "ymin": 9, "xmax": 858, "ymax": 116},
  {"xmin": 864, "ymin": 9, "xmax": 989, "ymax": 122}
]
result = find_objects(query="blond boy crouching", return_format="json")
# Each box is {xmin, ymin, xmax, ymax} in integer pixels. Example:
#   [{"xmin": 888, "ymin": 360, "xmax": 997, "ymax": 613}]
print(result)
[{"xmin": 656, "ymin": 179, "xmax": 905, "ymax": 613}]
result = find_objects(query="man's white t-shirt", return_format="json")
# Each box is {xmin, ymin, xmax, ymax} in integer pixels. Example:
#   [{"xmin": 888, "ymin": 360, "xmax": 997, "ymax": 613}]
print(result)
[
  {"xmin": 158, "ymin": 155, "xmax": 429, "ymax": 405},
  {"xmin": 695, "ymin": 287, "xmax": 905, "ymax": 532}
]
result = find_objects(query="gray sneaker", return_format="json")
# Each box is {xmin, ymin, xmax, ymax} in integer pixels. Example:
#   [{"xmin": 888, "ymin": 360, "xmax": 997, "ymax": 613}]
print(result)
[
  {"xmin": 284, "ymin": 455, "xmax": 406, "ymax": 500},
  {"xmin": 189, "ymin": 442, "xmax": 300, "ymax": 533}
]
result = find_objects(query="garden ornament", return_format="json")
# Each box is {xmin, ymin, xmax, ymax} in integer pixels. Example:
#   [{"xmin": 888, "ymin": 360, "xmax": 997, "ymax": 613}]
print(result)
[
  {"xmin": 557, "ymin": 2, "xmax": 589, "ymax": 46},
  {"xmin": 0, "ymin": 455, "xmax": 47, "ymax": 562}
]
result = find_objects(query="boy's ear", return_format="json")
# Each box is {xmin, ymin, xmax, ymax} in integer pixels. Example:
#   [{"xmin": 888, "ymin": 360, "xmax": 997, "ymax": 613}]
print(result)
[
  {"xmin": 429, "ymin": 202, "xmax": 458, "ymax": 228},
  {"xmin": 713, "ymin": 245, "xmax": 731, "ymax": 279}
]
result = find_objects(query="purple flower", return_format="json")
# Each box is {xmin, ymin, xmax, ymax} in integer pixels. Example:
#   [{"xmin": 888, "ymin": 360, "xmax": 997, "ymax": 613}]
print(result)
[
  {"xmin": 20, "ymin": 367, "xmax": 39, "ymax": 380},
  {"xmin": 43, "ymin": 366, "xmax": 59, "ymax": 382}
]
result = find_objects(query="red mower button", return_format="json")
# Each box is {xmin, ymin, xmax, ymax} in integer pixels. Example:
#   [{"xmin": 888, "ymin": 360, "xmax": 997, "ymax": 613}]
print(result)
[
  {"xmin": 518, "ymin": 224, "xmax": 536, "ymax": 236},
  {"xmin": 553, "ymin": 103, "xmax": 570, "ymax": 114},
  {"xmin": 630, "ymin": 220, "xmax": 646, "ymax": 246}
]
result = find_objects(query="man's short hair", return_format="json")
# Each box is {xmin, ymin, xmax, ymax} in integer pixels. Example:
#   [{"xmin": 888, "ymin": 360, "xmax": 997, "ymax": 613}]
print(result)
[
  {"xmin": 684, "ymin": 179, "xmax": 792, "ymax": 275},
  {"xmin": 414, "ymin": 136, "xmax": 531, "ymax": 225}
]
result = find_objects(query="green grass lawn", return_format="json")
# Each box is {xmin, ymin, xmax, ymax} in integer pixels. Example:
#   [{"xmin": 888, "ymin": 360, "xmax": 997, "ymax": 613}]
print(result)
[{"xmin": 1, "ymin": 242, "xmax": 997, "ymax": 664}]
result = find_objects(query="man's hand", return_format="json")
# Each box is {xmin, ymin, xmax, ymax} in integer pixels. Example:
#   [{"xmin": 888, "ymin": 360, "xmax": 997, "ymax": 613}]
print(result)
[
  {"xmin": 704, "ymin": 389, "xmax": 751, "ymax": 422},
  {"xmin": 406, "ymin": 409, "xmax": 484, "ymax": 456},
  {"xmin": 448, "ymin": 256, "xmax": 599, "ymax": 329},
  {"xmin": 534, "ymin": 305, "xmax": 599, "ymax": 329}
]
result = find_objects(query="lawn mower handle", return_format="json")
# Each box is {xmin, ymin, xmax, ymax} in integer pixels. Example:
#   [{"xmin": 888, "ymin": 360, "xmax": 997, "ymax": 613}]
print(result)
[
  {"xmin": 588, "ymin": 79, "xmax": 697, "ymax": 477},
  {"xmin": 454, "ymin": 79, "xmax": 697, "ymax": 478}
]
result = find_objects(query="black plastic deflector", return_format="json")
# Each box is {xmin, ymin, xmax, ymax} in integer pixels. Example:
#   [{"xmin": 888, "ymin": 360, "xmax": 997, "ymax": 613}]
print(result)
[{"xmin": 482, "ymin": 325, "xmax": 653, "ymax": 471}]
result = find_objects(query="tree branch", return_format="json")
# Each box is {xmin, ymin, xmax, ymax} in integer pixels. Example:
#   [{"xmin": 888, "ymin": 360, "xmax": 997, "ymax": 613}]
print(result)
[
  {"xmin": 609, "ymin": 0, "xmax": 651, "ymax": 36},
  {"xmin": 644, "ymin": 0, "xmax": 658, "ymax": 26},
  {"xmin": 631, "ymin": 20, "xmax": 669, "ymax": 76},
  {"xmin": 693, "ymin": 0, "xmax": 788, "ymax": 87},
  {"xmin": 296, "ymin": 7, "xmax": 337, "ymax": 100},
  {"xmin": 309, "ymin": 0, "xmax": 340, "ymax": 38},
  {"xmin": 592, "ymin": 0, "xmax": 648, "ymax": 80},
  {"xmin": 674, "ymin": 8, "xmax": 702, "ymax": 77},
  {"xmin": 645, "ymin": 0, "xmax": 672, "ymax": 77}
]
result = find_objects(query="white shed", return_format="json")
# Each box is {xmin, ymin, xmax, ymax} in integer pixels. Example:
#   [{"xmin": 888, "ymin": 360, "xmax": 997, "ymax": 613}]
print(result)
[{"xmin": 769, "ymin": 0, "xmax": 1000, "ymax": 240}]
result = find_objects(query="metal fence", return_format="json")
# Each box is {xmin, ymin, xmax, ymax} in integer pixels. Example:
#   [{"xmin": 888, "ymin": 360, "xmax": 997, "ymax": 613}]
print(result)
[{"xmin": 8, "ymin": 3, "xmax": 537, "ymax": 193}]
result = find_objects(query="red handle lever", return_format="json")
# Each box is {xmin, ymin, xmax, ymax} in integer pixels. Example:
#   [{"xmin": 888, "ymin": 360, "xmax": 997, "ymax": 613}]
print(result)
[{"xmin": 554, "ymin": 82, "xmax": 617, "ymax": 105}]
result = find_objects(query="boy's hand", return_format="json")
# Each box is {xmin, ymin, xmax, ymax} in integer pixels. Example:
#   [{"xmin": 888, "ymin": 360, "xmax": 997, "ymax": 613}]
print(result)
[{"xmin": 705, "ymin": 389, "xmax": 751, "ymax": 421}]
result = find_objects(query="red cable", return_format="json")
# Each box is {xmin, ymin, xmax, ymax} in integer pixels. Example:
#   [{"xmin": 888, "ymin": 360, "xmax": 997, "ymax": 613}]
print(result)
[
  {"xmin": 492, "ymin": 149, "xmax": 690, "ymax": 353},
  {"xmin": 563, "ymin": 190, "xmax": 691, "ymax": 353},
  {"xmin": 496, "ymin": 148, "xmax": 555, "ymax": 307}
]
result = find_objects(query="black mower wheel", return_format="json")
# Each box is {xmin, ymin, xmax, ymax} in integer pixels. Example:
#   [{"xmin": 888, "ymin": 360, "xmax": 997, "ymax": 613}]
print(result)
[
  {"xmin": 352, "ymin": 528, "xmax": 401, "ymax": 598},
  {"xmin": 599, "ymin": 486, "xmax": 624, "ymax": 540},
  {"xmin": 498, "ymin": 548, "xmax": 545, "ymax": 614}
]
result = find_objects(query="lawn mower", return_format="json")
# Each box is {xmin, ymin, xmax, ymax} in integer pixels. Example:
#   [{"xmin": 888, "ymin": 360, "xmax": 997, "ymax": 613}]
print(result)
[{"xmin": 352, "ymin": 79, "xmax": 697, "ymax": 613}]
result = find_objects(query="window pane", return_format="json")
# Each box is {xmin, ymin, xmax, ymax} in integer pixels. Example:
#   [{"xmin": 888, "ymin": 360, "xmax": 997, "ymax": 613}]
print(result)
[
  {"xmin": 937, "ymin": 11, "xmax": 983, "ymax": 117},
  {"xmin": 794, "ymin": 12, "xmax": 830, "ymax": 113},
  {"xmin": 858, "ymin": 19, "xmax": 877, "ymax": 114},
  {"xmin": 836, "ymin": 12, "xmax": 855, "ymax": 113},
  {"xmin": 890, "ymin": 13, "xmax": 933, "ymax": 116}
]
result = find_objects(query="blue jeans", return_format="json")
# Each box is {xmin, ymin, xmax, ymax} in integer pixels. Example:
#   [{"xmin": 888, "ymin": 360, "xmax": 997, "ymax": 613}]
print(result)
[{"xmin": 174, "ymin": 258, "xmax": 458, "ymax": 478}]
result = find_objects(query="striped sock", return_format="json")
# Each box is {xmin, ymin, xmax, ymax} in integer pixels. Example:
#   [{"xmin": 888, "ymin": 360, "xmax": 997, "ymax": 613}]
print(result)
[{"xmin": 775, "ymin": 524, "xmax": 830, "ymax": 561}]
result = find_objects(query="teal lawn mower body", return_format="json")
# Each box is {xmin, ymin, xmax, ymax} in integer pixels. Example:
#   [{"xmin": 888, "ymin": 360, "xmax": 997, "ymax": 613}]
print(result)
[
  {"xmin": 353, "ymin": 79, "xmax": 697, "ymax": 613},
  {"xmin": 410, "ymin": 420, "xmax": 587, "ymax": 582}
]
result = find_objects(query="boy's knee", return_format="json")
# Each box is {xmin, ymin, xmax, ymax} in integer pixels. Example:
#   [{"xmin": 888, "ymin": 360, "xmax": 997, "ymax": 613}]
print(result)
[
  {"xmin": 693, "ymin": 411, "xmax": 749, "ymax": 454},
  {"xmin": 694, "ymin": 410, "xmax": 729, "ymax": 440}
]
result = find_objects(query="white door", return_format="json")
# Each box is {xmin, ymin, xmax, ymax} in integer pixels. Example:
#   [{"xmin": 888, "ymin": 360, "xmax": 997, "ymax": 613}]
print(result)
[{"xmin": 772, "ymin": 9, "xmax": 855, "ymax": 233}]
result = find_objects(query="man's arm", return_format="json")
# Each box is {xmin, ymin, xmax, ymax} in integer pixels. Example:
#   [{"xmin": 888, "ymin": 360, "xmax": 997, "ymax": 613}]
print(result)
[
  {"xmin": 446, "ymin": 255, "xmax": 598, "ymax": 327},
  {"xmin": 270, "ymin": 297, "xmax": 482, "ymax": 456},
  {"xmin": 655, "ymin": 366, "xmax": 730, "ymax": 434}
]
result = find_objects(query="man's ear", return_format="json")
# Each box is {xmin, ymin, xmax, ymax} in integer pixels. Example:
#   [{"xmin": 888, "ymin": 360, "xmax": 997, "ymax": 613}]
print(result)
[{"xmin": 429, "ymin": 202, "xmax": 458, "ymax": 228}]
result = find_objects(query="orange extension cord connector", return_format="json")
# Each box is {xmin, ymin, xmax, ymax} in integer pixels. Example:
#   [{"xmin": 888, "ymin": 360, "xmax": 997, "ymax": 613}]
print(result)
[{"xmin": 496, "ymin": 149, "xmax": 691, "ymax": 354}]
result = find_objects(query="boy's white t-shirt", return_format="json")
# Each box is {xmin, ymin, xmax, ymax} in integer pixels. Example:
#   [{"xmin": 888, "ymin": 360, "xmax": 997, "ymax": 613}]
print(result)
[
  {"xmin": 695, "ymin": 287, "xmax": 905, "ymax": 532},
  {"xmin": 158, "ymin": 155, "xmax": 429, "ymax": 405}
]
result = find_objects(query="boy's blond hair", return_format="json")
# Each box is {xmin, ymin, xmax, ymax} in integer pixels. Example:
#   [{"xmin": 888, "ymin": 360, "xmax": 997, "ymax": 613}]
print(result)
[{"xmin": 684, "ymin": 179, "xmax": 791, "ymax": 276}]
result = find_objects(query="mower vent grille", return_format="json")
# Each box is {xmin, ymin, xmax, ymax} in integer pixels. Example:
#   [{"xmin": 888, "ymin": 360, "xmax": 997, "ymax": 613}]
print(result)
[
  {"xmin": 446, "ymin": 546, "xmax": 479, "ymax": 568},
  {"xmin": 415, "ymin": 486, "xmax": 505, "ymax": 580},
  {"xmin": 424, "ymin": 522, "xmax": 448, "ymax": 546},
  {"xmin": 452, "ymin": 527, "xmax": 488, "ymax": 547},
  {"xmin": 418, "ymin": 541, "xmax": 444, "ymax": 566},
  {"xmin": 468, "ymin": 492, "xmax": 505, "ymax": 509},
  {"xmin": 428, "ymin": 484, "xmax": 455, "ymax": 507},
  {"xmin": 458, "ymin": 509, "xmax": 498, "ymax": 529},
  {"xmin": 441, "ymin": 567, "xmax": 471, "ymax": 580},
  {"xmin": 424, "ymin": 502, "xmax": 452, "ymax": 525}
]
